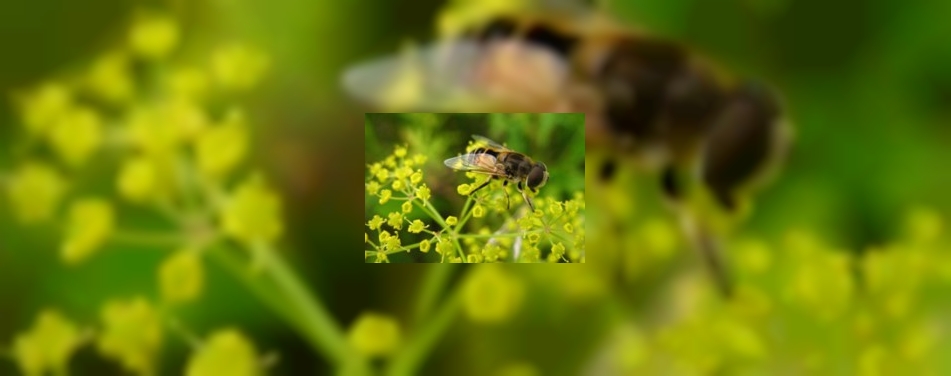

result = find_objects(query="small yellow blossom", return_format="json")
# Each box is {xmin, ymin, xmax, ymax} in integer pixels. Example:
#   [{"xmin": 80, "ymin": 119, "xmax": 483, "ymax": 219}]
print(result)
[
  {"xmin": 85, "ymin": 51, "xmax": 134, "ymax": 102},
  {"xmin": 392, "ymin": 179, "xmax": 404, "ymax": 190},
  {"xmin": 12, "ymin": 310, "xmax": 82, "ymax": 376},
  {"xmin": 379, "ymin": 231, "xmax": 391, "ymax": 243},
  {"xmin": 457, "ymin": 184, "xmax": 471, "ymax": 196},
  {"xmin": 126, "ymin": 105, "xmax": 182, "ymax": 156},
  {"xmin": 564, "ymin": 223, "xmax": 574, "ymax": 233},
  {"xmin": 17, "ymin": 82, "xmax": 72, "ymax": 135},
  {"xmin": 527, "ymin": 233, "xmax": 541, "ymax": 244},
  {"xmin": 435, "ymin": 238, "xmax": 454, "ymax": 255},
  {"xmin": 159, "ymin": 250, "xmax": 204, "ymax": 304},
  {"xmin": 97, "ymin": 297, "xmax": 163, "ymax": 374},
  {"xmin": 129, "ymin": 15, "xmax": 180, "ymax": 59},
  {"xmin": 409, "ymin": 220, "xmax": 427, "ymax": 233},
  {"xmin": 117, "ymin": 156, "xmax": 160, "ymax": 203},
  {"xmin": 446, "ymin": 216, "xmax": 458, "ymax": 226},
  {"xmin": 549, "ymin": 201, "xmax": 563, "ymax": 215},
  {"xmin": 186, "ymin": 329, "xmax": 261, "ymax": 376},
  {"xmin": 387, "ymin": 212, "xmax": 403, "ymax": 230},
  {"xmin": 61, "ymin": 198, "xmax": 115, "ymax": 265},
  {"xmin": 462, "ymin": 265, "xmax": 524, "ymax": 323},
  {"xmin": 410, "ymin": 171, "xmax": 423, "ymax": 184},
  {"xmin": 416, "ymin": 185, "xmax": 431, "ymax": 201},
  {"xmin": 394, "ymin": 166, "xmax": 412, "ymax": 179},
  {"xmin": 385, "ymin": 235, "xmax": 401, "ymax": 251},
  {"xmin": 394, "ymin": 146, "xmax": 407, "ymax": 158},
  {"xmin": 164, "ymin": 100, "xmax": 210, "ymax": 141},
  {"xmin": 7, "ymin": 162, "xmax": 66, "ymax": 223},
  {"xmin": 551, "ymin": 242, "xmax": 566, "ymax": 258},
  {"xmin": 367, "ymin": 215, "xmax": 384, "ymax": 230},
  {"xmin": 419, "ymin": 239, "xmax": 431, "ymax": 253},
  {"xmin": 375, "ymin": 169, "xmax": 389, "ymax": 182},
  {"xmin": 195, "ymin": 109, "xmax": 249, "ymax": 178},
  {"xmin": 221, "ymin": 176, "xmax": 283, "ymax": 244},
  {"xmin": 47, "ymin": 106, "xmax": 103, "ymax": 167},
  {"xmin": 379, "ymin": 190, "xmax": 392, "ymax": 204},
  {"xmin": 168, "ymin": 67, "xmax": 210, "ymax": 100},
  {"xmin": 402, "ymin": 201, "xmax": 413, "ymax": 213},
  {"xmin": 211, "ymin": 44, "xmax": 269, "ymax": 91},
  {"xmin": 472, "ymin": 204, "xmax": 485, "ymax": 218},
  {"xmin": 348, "ymin": 312, "xmax": 402, "ymax": 358},
  {"xmin": 367, "ymin": 181, "xmax": 381, "ymax": 196}
]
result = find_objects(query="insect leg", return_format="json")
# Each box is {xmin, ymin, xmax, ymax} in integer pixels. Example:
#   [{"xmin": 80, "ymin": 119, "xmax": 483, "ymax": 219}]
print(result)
[
  {"xmin": 516, "ymin": 181, "xmax": 535, "ymax": 212},
  {"xmin": 502, "ymin": 180, "xmax": 511, "ymax": 209},
  {"xmin": 468, "ymin": 177, "xmax": 493, "ymax": 195}
]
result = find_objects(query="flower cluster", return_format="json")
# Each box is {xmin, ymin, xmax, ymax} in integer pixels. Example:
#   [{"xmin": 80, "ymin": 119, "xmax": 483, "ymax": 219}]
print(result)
[
  {"xmin": 365, "ymin": 144, "xmax": 585, "ymax": 263},
  {"xmin": 0, "ymin": 12, "xmax": 276, "ymax": 374}
]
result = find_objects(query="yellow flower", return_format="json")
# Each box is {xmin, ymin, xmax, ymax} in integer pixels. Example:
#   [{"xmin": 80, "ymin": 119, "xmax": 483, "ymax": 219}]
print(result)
[
  {"xmin": 402, "ymin": 201, "xmax": 413, "ymax": 213},
  {"xmin": 385, "ymin": 235, "xmax": 401, "ymax": 251},
  {"xmin": 367, "ymin": 181, "xmax": 381, "ymax": 196},
  {"xmin": 375, "ymin": 169, "xmax": 389, "ymax": 182},
  {"xmin": 392, "ymin": 179, "xmax": 404, "ymax": 190},
  {"xmin": 61, "ymin": 198, "xmax": 115, "ymax": 265},
  {"xmin": 472, "ymin": 204, "xmax": 485, "ymax": 218},
  {"xmin": 379, "ymin": 230, "xmax": 391, "ymax": 243},
  {"xmin": 394, "ymin": 146, "xmax": 407, "ymax": 158},
  {"xmin": 186, "ymin": 329, "xmax": 261, "ymax": 376},
  {"xmin": 416, "ymin": 185, "xmax": 431, "ymax": 201},
  {"xmin": 348, "ymin": 312, "xmax": 402, "ymax": 358},
  {"xmin": 387, "ymin": 212, "xmax": 403, "ymax": 230},
  {"xmin": 126, "ymin": 105, "xmax": 182, "ymax": 156},
  {"xmin": 159, "ymin": 250, "xmax": 204, "ymax": 304},
  {"xmin": 457, "ymin": 184, "xmax": 471, "ymax": 196},
  {"xmin": 549, "ymin": 201, "xmax": 563, "ymax": 215},
  {"xmin": 563, "ymin": 223, "xmax": 574, "ymax": 233},
  {"xmin": 85, "ymin": 51, "xmax": 134, "ymax": 103},
  {"xmin": 164, "ymin": 100, "xmax": 210, "ymax": 141},
  {"xmin": 639, "ymin": 219, "xmax": 677, "ymax": 258},
  {"xmin": 16, "ymin": 82, "xmax": 72, "ymax": 135},
  {"xmin": 7, "ymin": 162, "xmax": 66, "ymax": 224},
  {"xmin": 527, "ymin": 233, "xmax": 540, "ymax": 244},
  {"xmin": 47, "ymin": 106, "xmax": 103, "ymax": 167},
  {"xmin": 408, "ymin": 220, "xmax": 427, "ymax": 233},
  {"xmin": 410, "ymin": 171, "xmax": 423, "ymax": 184},
  {"xmin": 168, "ymin": 67, "xmax": 210, "ymax": 100},
  {"xmin": 379, "ymin": 189, "xmax": 392, "ymax": 204},
  {"xmin": 419, "ymin": 239, "xmax": 431, "ymax": 253},
  {"xmin": 221, "ymin": 176, "xmax": 283, "ymax": 244},
  {"xmin": 195, "ymin": 109, "xmax": 249, "ymax": 178},
  {"xmin": 12, "ymin": 310, "xmax": 82, "ymax": 376},
  {"xmin": 551, "ymin": 242, "xmax": 565, "ymax": 258},
  {"xmin": 462, "ymin": 265, "xmax": 524, "ymax": 323},
  {"xmin": 117, "ymin": 156, "xmax": 161, "ymax": 203},
  {"xmin": 211, "ymin": 44, "xmax": 269, "ymax": 91},
  {"xmin": 435, "ymin": 238, "xmax": 453, "ymax": 255},
  {"xmin": 367, "ymin": 215, "xmax": 384, "ymax": 230},
  {"xmin": 446, "ymin": 216, "xmax": 458, "ymax": 226},
  {"xmin": 394, "ymin": 166, "xmax": 412, "ymax": 179},
  {"xmin": 97, "ymin": 297, "xmax": 163, "ymax": 374},
  {"xmin": 129, "ymin": 15, "xmax": 180, "ymax": 59}
]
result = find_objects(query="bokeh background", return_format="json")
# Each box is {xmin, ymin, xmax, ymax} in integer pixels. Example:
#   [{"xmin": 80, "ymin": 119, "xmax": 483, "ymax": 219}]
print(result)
[{"xmin": 0, "ymin": 0, "xmax": 950, "ymax": 374}]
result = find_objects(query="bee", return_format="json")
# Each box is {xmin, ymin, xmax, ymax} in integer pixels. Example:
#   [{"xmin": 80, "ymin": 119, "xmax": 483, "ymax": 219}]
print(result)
[{"xmin": 444, "ymin": 135, "xmax": 549, "ymax": 212}]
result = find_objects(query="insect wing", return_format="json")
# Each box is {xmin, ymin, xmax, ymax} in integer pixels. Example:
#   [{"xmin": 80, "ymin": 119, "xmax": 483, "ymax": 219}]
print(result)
[
  {"xmin": 471, "ymin": 135, "xmax": 514, "ymax": 152},
  {"xmin": 443, "ymin": 153, "xmax": 507, "ymax": 177}
]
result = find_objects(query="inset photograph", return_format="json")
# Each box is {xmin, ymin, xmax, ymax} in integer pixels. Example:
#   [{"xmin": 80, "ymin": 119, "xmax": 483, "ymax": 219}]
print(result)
[{"xmin": 364, "ymin": 113, "xmax": 585, "ymax": 263}]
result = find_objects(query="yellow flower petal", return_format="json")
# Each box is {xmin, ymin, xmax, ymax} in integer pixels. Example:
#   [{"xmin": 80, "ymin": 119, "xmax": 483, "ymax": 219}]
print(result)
[
  {"xmin": 7, "ymin": 162, "xmax": 67, "ymax": 224},
  {"xmin": 61, "ymin": 198, "xmax": 115, "ymax": 265},
  {"xmin": 186, "ymin": 329, "xmax": 261, "ymax": 376},
  {"xmin": 348, "ymin": 312, "xmax": 402, "ymax": 358},
  {"xmin": 97, "ymin": 297, "xmax": 163, "ymax": 374},
  {"xmin": 159, "ymin": 250, "xmax": 204, "ymax": 304},
  {"xmin": 129, "ymin": 15, "xmax": 180, "ymax": 59},
  {"xmin": 221, "ymin": 176, "xmax": 283, "ymax": 244}
]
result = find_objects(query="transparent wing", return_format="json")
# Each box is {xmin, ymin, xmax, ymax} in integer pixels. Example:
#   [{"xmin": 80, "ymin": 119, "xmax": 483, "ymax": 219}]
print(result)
[
  {"xmin": 471, "ymin": 135, "xmax": 513, "ymax": 152},
  {"xmin": 443, "ymin": 153, "xmax": 507, "ymax": 177}
]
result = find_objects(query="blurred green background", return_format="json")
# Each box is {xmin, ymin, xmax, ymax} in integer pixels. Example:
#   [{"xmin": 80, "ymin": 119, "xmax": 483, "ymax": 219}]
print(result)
[{"xmin": 1, "ymin": 0, "xmax": 950, "ymax": 374}]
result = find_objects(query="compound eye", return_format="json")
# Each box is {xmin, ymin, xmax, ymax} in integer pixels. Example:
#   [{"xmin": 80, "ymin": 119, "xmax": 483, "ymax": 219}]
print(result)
[{"xmin": 527, "ymin": 164, "xmax": 548, "ymax": 190}]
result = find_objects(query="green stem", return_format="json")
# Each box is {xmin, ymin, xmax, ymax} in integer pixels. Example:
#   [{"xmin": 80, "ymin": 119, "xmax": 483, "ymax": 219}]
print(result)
[
  {"xmin": 413, "ymin": 265, "xmax": 456, "ymax": 326},
  {"xmin": 252, "ymin": 241, "xmax": 355, "ymax": 367},
  {"xmin": 455, "ymin": 231, "xmax": 541, "ymax": 240},
  {"xmin": 387, "ymin": 286, "xmax": 462, "ymax": 376}
]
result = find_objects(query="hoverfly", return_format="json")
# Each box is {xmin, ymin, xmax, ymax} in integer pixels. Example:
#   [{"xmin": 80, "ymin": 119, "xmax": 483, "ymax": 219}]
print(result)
[
  {"xmin": 345, "ymin": 1, "xmax": 790, "ymax": 296},
  {"xmin": 444, "ymin": 135, "xmax": 549, "ymax": 212}
]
